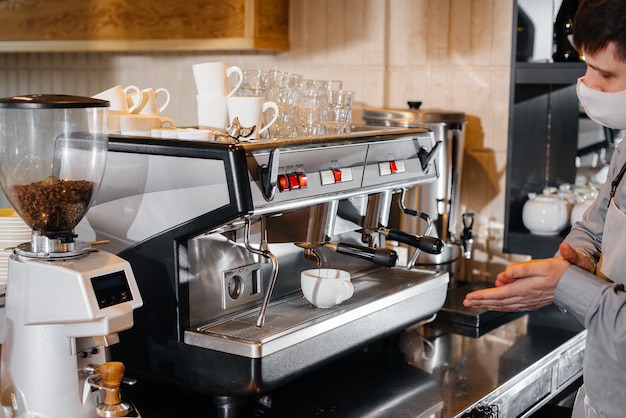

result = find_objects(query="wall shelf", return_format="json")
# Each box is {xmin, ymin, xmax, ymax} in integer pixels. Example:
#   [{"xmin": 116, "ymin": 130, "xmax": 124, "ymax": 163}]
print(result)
[{"xmin": 503, "ymin": 1, "xmax": 586, "ymax": 259}]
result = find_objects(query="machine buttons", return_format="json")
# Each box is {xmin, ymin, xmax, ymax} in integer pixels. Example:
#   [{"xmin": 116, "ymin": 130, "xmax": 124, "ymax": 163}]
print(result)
[
  {"xmin": 378, "ymin": 160, "xmax": 407, "ymax": 176},
  {"xmin": 320, "ymin": 167, "xmax": 353, "ymax": 185},
  {"xmin": 277, "ymin": 165, "xmax": 308, "ymax": 192}
]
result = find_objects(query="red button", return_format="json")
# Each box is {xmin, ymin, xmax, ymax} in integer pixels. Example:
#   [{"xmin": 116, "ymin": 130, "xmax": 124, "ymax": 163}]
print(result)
[
  {"xmin": 390, "ymin": 161, "xmax": 398, "ymax": 173},
  {"xmin": 288, "ymin": 173, "xmax": 300, "ymax": 190},
  {"xmin": 333, "ymin": 169, "xmax": 342, "ymax": 182},
  {"xmin": 298, "ymin": 172, "xmax": 308, "ymax": 188},
  {"xmin": 278, "ymin": 174, "xmax": 289, "ymax": 192}
]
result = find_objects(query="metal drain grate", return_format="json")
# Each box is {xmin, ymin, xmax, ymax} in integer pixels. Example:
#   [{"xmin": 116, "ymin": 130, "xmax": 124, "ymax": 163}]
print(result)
[{"xmin": 197, "ymin": 296, "xmax": 334, "ymax": 343}]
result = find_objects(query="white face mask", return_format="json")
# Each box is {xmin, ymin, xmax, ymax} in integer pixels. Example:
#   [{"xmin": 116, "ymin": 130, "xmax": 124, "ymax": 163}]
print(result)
[{"xmin": 577, "ymin": 77, "xmax": 626, "ymax": 130}]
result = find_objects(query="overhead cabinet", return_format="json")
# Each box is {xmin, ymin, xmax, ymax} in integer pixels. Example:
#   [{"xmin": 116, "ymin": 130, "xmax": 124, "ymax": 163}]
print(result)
[{"xmin": 0, "ymin": 0, "xmax": 289, "ymax": 52}]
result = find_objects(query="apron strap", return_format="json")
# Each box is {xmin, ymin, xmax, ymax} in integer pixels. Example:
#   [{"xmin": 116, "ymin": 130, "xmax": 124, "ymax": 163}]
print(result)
[{"xmin": 609, "ymin": 161, "xmax": 626, "ymax": 207}]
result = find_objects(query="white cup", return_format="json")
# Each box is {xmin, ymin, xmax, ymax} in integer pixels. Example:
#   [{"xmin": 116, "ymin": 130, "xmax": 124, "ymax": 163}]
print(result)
[
  {"xmin": 196, "ymin": 95, "xmax": 229, "ymax": 130},
  {"xmin": 119, "ymin": 114, "xmax": 176, "ymax": 136},
  {"xmin": 227, "ymin": 96, "xmax": 279, "ymax": 139},
  {"xmin": 301, "ymin": 268, "xmax": 354, "ymax": 308},
  {"xmin": 129, "ymin": 88, "xmax": 171, "ymax": 115},
  {"xmin": 192, "ymin": 62, "xmax": 243, "ymax": 97},
  {"xmin": 93, "ymin": 84, "xmax": 141, "ymax": 113}
]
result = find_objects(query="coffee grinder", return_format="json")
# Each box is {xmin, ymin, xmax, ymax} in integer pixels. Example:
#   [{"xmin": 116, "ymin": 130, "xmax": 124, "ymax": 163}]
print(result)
[{"xmin": 0, "ymin": 95, "xmax": 143, "ymax": 417}]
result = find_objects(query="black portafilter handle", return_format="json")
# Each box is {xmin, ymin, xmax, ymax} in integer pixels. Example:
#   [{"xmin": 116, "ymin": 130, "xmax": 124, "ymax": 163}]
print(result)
[
  {"xmin": 335, "ymin": 243, "xmax": 398, "ymax": 268},
  {"xmin": 384, "ymin": 229, "xmax": 444, "ymax": 255}
]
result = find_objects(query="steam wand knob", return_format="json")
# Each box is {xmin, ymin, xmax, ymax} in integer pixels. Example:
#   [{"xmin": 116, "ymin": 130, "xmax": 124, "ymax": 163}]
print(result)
[
  {"xmin": 418, "ymin": 140, "xmax": 442, "ymax": 172},
  {"xmin": 259, "ymin": 148, "xmax": 280, "ymax": 201}
]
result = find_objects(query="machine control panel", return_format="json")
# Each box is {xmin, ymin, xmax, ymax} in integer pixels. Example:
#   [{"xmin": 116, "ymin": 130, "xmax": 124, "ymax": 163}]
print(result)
[{"xmin": 91, "ymin": 270, "xmax": 134, "ymax": 309}]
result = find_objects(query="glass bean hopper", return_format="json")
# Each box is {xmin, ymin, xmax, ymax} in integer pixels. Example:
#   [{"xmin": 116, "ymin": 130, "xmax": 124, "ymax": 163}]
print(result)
[{"xmin": 0, "ymin": 94, "xmax": 109, "ymax": 258}]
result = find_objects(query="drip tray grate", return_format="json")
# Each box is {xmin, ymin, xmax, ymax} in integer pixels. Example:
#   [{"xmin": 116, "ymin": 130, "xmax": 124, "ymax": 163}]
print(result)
[
  {"xmin": 198, "ymin": 297, "xmax": 320, "ymax": 341},
  {"xmin": 185, "ymin": 267, "xmax": 449, "ymax": 358}
]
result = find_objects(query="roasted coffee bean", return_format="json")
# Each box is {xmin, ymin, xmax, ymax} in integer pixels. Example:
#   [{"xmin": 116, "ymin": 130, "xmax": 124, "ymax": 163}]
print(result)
[{"xmin": 10, "ymin": 176, "xmax": 94, "ymax": 233}]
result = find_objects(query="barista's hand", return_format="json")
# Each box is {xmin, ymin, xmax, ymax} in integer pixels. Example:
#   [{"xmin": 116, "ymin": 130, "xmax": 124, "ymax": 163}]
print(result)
[
  {"xmin": 463, "ymin": 256, "xmax": 571, "ymax": 312},
  {"xmin": 557, "ymin": 242, "xmax": 597, "ymax": 273}
]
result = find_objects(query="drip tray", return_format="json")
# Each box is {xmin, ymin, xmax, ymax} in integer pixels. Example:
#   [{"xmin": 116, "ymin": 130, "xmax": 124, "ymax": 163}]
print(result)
[
  {"xmin": 428, "ymin": 281, "xmax": 524, "ymax": 337},
  {"xmin": 184, "ymin": 267, "xmax": 449, "ymax": 359}
]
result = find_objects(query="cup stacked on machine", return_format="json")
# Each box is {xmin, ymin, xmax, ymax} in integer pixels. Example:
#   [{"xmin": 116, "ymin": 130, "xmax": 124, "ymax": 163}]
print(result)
[
  {"xmin": 193, "ymin": 61, "xmax": 243, "ymax": 131},
  {"xmin": 92, "ymin": 84, "xmax": 176, "ymax": 136}
]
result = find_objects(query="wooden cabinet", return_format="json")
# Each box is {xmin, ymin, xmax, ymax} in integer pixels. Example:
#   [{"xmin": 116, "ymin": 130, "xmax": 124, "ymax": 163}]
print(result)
[
  {"xmin": 503, "ymin": 2, "xmax": 586, "ymax": 258},
  {"xmin": 0, "ymin": 0, "xmax": 289, "ymax": 52}
]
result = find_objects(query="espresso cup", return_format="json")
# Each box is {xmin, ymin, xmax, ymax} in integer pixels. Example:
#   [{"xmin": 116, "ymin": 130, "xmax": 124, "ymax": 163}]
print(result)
[
  {"xmin": 129, "ymin": 87, "xmax": 171, "ymax": 115},
  {"xmin": 93, "ymin": 84, "xmax": 141, "ymax": 113},
  {"xmin": 192, "ymin": 61, "xmax": 243, "ymax": 97},
  {"xmin": 119, "ymin": 114, "xmax": 176, "ymax": 136},
  {"xmin": 301, "ymin": 268, "xmax": 354, "ymax": 308},
  {"xmin": 227, "ymin": 96, "xmax": 279, "ymax": 139}
]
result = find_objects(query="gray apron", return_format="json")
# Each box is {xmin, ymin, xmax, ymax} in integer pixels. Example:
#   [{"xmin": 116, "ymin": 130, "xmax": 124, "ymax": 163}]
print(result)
[{"xmin": 571, "ymin": 163, "xmax": 626, "ymax": 418}]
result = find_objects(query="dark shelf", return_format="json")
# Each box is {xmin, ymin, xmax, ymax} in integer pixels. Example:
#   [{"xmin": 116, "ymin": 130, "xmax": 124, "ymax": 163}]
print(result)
[
  {"xmin": 515, "ymin": 62, "xmax": 587, "ymax": 85},
  {"xmin": 505, "ymin": 231, "xmax": 568, "ymax": 259}
]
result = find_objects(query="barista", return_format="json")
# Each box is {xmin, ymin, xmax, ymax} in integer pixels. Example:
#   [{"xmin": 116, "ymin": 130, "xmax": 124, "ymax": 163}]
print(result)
[{"xmin": 463, "ymin": 1, "xmax": 626, "ymax": 417}]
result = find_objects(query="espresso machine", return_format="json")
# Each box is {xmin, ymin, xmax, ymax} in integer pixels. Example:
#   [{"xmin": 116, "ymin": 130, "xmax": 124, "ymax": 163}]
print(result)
[
  {"xmin": 0, "ymin": 95, "xmax": 143, "ymax": 417},
  {"xmin": 76, "ymin": 125, "xmax": 450, "ymax": 416}
]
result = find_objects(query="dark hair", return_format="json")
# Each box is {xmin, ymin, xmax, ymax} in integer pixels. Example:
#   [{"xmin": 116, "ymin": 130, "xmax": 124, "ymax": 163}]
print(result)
[{"xmin": 574, "ymin": 0, "xmax": 626, "ymax": 60}]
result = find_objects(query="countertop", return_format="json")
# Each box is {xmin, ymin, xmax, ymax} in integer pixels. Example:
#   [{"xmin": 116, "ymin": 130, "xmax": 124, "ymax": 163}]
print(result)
[{"xmin": 126, "ymin": 302, "xmax": 586, "ymax": 418}]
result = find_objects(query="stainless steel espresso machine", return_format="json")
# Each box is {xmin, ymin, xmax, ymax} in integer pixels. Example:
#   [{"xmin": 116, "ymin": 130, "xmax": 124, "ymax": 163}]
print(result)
[
  {"xmin": 0, "ymin": 95, "xmax": 144, "ymax": 418},
  {"xmin": 76, "ymin": 125, "xmax": 450, "ymax": 416}
]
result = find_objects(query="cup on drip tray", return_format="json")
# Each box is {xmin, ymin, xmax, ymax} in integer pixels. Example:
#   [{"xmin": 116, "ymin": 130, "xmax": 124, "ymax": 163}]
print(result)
[{"xmin": 301, "ymin": 268, "xmax": 354, "ymax": 308}]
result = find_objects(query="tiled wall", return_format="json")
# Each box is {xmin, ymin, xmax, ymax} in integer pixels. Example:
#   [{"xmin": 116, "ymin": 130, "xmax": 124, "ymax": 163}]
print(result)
[{"xmin": 0, "ymin": 0, "xmax": 524, "ymax": 280}]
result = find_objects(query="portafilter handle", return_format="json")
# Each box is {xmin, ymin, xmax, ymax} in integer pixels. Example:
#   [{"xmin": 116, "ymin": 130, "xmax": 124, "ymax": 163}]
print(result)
[
  {"xmin": 326, "ymin": 242, "xmax": 398, "ymax": 268},
  {"xmin": 379, "ymin": 229, "xmax": 444, "ymax": 255}
]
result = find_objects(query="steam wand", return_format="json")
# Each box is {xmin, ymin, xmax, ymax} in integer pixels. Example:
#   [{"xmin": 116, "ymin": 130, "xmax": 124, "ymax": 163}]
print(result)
[
  {"xmin": 399, "ymin": 188, "xmax": 436, "ymax": 270},
  {"xmin": 244, "ymin": 217, "xmax": 279, "ymax": 327}
]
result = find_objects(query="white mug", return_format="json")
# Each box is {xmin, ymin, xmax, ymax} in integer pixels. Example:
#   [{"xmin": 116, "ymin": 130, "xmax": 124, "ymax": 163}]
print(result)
[
  {"xmin": 93, "ymin": 84, "xmax": 141, "ymax": 113},
  {"xmin": 129, "ymin": 88, "xmax": 171, "ymax": 115},
  {"xmin": 196, "ymin": 95, "xmax": 229, "ymax": 130},
  {"xmin": 301, "ymin": 268, "xmax": 354, "ymax": 308},
  {"xmin": 119, "ymin": 114, "xmax": 176, "ymax": 136},
  {"xmin": 192, "ymin": 62, "xmax": 243, "ymax": 97},
  {"xmin": 227, "ymin": 96, "xmax": 279, "ymax": 139}
]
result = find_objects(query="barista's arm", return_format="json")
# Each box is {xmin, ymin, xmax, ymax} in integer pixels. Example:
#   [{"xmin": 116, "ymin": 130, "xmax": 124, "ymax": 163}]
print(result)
[{"xmin": 555, "ymin": 265, "xmax": 626, "ymax": 363}]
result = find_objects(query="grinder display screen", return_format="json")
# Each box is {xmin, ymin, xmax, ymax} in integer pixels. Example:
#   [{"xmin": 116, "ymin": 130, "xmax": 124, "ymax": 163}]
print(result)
[{"xmin": 91, "ymin": 270, "xmax": 133, "ymax": 309}]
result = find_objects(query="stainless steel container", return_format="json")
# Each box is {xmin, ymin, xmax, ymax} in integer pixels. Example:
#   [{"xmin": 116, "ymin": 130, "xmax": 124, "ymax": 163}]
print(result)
[{"xmin": 363, "ymin": 104, "xmax": 471, "ymax": 286}]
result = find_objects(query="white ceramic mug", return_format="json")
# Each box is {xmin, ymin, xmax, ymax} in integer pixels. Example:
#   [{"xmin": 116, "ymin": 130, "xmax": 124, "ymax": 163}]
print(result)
[
  {"xmin": 192, "ymin": 61, "xmax": 243, "ymax": 97},
  {"xmin": 93, "ymin": 84, "xmax": 141, "ymax": 113},
  {"xmin": 196, "ymin": 95, "xmax": 229, "ymax": 130},
  {"xmin": 301, "ymin": 268, "xmax": 354, "ymax": 308},
  {"xmin": 129, "ymin": 88, "xmax": 171, "ymax": 115},
  {"xmin": 119, "ymin": 114, "xmax": 176, "ymax": 136},
  {"xmin": 227, "ymin": 96, "xmax": 279, "ymax": 139}
]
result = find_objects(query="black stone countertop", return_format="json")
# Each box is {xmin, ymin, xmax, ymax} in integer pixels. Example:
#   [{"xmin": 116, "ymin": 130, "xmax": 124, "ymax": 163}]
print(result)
[{"xmin": 126, "ymin": 297, "xmax": 586, "ymax": 418}]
